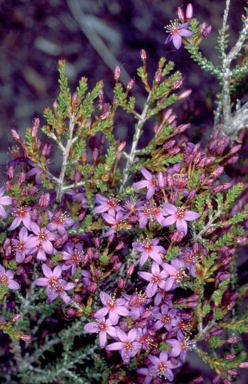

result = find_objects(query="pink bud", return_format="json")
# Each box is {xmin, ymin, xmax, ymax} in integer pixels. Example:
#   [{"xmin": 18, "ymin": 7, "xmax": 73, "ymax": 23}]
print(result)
[
  {"xmin": 227, "ymin": 155, "xmax": 239, "ymax": 164},
  {"xmin": 127, "ymin": 264, "xmax": 135, "ymax": 276},
  {"xmin": 177, "ymin": 6, "xmax": 184, "ymax": 22},
  {"xmin": 178, "ymin": 89, "xmax": 192, "ymax": 99},
  {"xmin": 114, "ymin": 66, "xmax": 121, "ymax": 80},
  {"xmin": 225, "ymin": 354, "xmax": 235, "ymax": 361},
  {"xmin": 186, "ymin": 3, "xmax": 193, "ymax": 20},
  {"xmin": 239, "ymin": 361, "xmax": 248, "ymax": 368},
  {"xmin": 11, "ymin": 129, "xmax": 20, "ymax": 140},
  {"xmin": 118, "ymin": 141, "xmax": 126, "ymax": 152},
  {"xmin": 140, "ymin": 49, "xmax": 147, "ymax": 61},
  {"xmin": 12, "ymin": 314, "xmax": 21, "ymax": 322},
  {"xmin": 32, "ymin": 118, "xmax": 40, "ymax": 137},
  {"xmin": 127, "ymin": 78, "xmax": 135, "ymax": 90},
  {"xmin": 20, "ymin": 334, "xmax": 31, "ymax": 342},
  {"xmin": 117, "ymin": 279, "xmax": 125, "ymax": 289}
]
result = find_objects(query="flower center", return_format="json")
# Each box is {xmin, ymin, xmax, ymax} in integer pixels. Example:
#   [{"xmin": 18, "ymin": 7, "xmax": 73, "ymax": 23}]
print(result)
[
  {"xmin": 176, "ymin": 207, "xmax": 186, "ymax": 219},
  {"xmin": 99, "ymin": 323, "xmax": 107, "ymax": 331},
  {"xmin": 124, "ymin": 341, "xmax": 133, "ymax": 351},
  {"xmin": 158, "ymin": 362, "xmax": 167, "ymax": 371},
  {"xmin": 0, "ymin": 276, "xmax": 8, "ymax": 285},
  {"xmin": 49, "ymin": 278, "xmax": 58, "ymax": 287}
]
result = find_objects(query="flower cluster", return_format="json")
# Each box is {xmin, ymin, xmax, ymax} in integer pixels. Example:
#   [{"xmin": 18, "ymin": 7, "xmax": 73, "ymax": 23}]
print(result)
[{"xmin": 1, "ymin": 2, "xmax": 248, "ymax": 383}]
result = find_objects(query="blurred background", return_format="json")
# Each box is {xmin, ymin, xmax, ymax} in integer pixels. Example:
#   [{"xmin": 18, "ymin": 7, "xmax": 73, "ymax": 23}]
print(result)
[{"xmin": 0, "ymin": 1, "xmax": 248, "ymax": 383}]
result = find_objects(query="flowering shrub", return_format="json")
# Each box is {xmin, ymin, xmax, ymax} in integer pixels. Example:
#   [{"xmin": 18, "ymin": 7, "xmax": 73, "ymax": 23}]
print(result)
[{"xmin": 1, "ymin": 2, "xmax": 248, "ymax": 383}]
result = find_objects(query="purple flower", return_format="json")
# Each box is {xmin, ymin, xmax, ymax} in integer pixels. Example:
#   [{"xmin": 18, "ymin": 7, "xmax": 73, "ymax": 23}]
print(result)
[
  {"xmin": 165, "ymin": 21, "xmax": 192, "ymax": 50},
  {"xmin": 133, "ymin": 167, "xmax": 159, "ymax": 200},
  {"xmin": 94, "ymin": 291, "xmax": 130, "ymax": 325},
  {"xmin": 137, "ymin": 202, "xmax": 165, "ymax": 228},
  {"xmin": 162, "ymin": 258, "xmax": 186, "ymax": 291},
  {"xmin": 153, "ymin": 304, "xmax": 178, "ymax": 331},
  {"xmin": 138, "ymin": 262, "xmax": 168, "ymax": 298},
  {"xmin": 47, "ymin": 210, "xmax": 75, "ymax": 234},
  {"xmin": 62, "ymin": 246, "xmax": 85, "ymax": 276},
  {"xmin": 166, "ymin": 329, "xmax": 194, "ymax": 362},
  {"xmin": 106, "ymin": 327, "xmax": 141, "ymax": 363},
  {"xmin": 0, "ymin": 265, "xmax": 20, "ymax": 290},
  {"xmin": 84, "ymin": 317, "xmax": 117, "ymax": 348},
  {"xmin": 92, "ymin": 194, "xmax": 122, "ymax": 216},
  {"xmin": 162, "ymin": 203, "xmax": 200, "ymax": 235},
  {"xmin": 102, "ymin": 211, "xmax": 128, "ymax": 237},
  {"xmin": 34, "ymin": 264, "xmax": 75, "ymax": 304},
  {"xmin": 132, "ymin": 238, "xmax": 165, "ymax": 267},
  {"xmin": 122, "ymin": 291, "xmax": 150, "ymax": 320},
  {"xmin": 26, "ymin": 165, "xmax": 43, "ymax": 184},
  {"xmin": 137, "ymin": 366, "xmax": 156, "ymax": 384},
  {"xmin": 26, "ymin": 222, "xmax": 57, "ymax": 261},
  {"xmin": 0, "ymin": 187, "xmax": 12, "ymax": 219},
  {"xmin": 148, "ymin": 350, "xmax": 176, "ymax": 381},
  {"xmin": 9, "ymin": 206, "xmax": 33, "ymax": 231},
  {"xmin": 12, "ymin": 226, "xmax": 36, "ymax": 263}
]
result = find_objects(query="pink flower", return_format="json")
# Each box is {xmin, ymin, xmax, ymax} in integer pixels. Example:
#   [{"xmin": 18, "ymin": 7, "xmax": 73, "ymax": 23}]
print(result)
[
  {"xmin": 0, "ymin": 265, "xmax": 20, "ymax": 290},
  {"xmin": 0, "ymin": 187, "xmax": 12, "ymax": 219},
  {"xmin": 9, "ymin": 206, "xmax": 33, "ymax": 231},
  {"xmin": 62, "ymin": 246, "xmax": 85, "ymax": 276},
  {"xmin": 93, "ymin": 194, "xmax": 122, "ymax": 216},
  {"xmin": 34, "ymin": 264, "xmax": 75, "ymax": 304},
  {"xmin": 162, "ymin": 203, "xmax": 200, "ymax": 235},
  {"xmin": 133, "ymin": 167, "xmax": 158, "ymax": 200},
  {"xmin": 84, "ymin": 317, "xmax": 116, "ymax": 348},
  {"xmin": 26, "ymin": 222, "xmax": 57, "ymax": 260},
  {"xmin": 106, "ymin": 327, "xmax": 141, "ymax": 363},
  {"xmin": 47, "ymin": 210, "xmax": 75, "ymax": 235},
  {"xmin": 165, "ymin": 21, "xmax": 192, "ymax": 50},
  {"xmin": 166, "ymin": 329, "xmax": 194, "ymax": 362},
  {"xmin": 147, "ymin": 350, "xmax": 177, "ymax": 381},
  {"xmin": 12, "ymin": 226, "xmax": 36, "ymax": 263},
  {"xmin": 132, "ymin": 238, "xmax": 165, "ymax": 267},
  {"xmin": 138, "ymin": 262, "xmax": 168, "ymax": 298},
  {"xmin": 162, "ymin": 258, "xmax": 186, "ymax": 291},
  {"xmin": 94, "ymin": 291, "xmax": 130, "ymax": 325}
]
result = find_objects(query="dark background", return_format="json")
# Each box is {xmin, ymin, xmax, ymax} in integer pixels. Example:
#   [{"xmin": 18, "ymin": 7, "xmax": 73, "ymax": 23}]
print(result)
[{"xmin": 0, "ymin": 1, "xmax": 248, "ymax": 382}]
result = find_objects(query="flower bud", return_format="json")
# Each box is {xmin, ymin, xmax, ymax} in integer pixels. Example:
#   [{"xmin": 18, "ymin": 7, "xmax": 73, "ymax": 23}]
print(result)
[
  {"xmin": 11, "ymin": 129, "xmax": 20, "ymax": 140},
  {"xmin": 211, "ymin": 166, "xmax": 224, "ymax": 178},
  {"xmin": 127, "ymin": 264, "xmax": 135, "ymax": 276},
  {"xmin": 32, "ymin": 117, "xmax": 40, "ymax": 137},
  {"xmin": 227, "ymin": 155, "xmax": 239, "ymax": 164},
  {"xmin": 114, "ymin": 66, "xmax": 121, "ymax": 80},
  {"xmin": 86, "ymin": 282, "xmax": 97, "ymax": 293},
  {"xmin": 225, "ymin": 354, "xmax": 235, "ymax": 361},
  {"xmin": 199, "ymin": 22, "xmax": 212, "ymax": 38},
  {"xmin": 164, "ymin": 140, "xmax": 176, "ymax": 149},
  {"xmin": 158, "ymin": 172, "xmax": 166, "ymax": 188},
  {"xmin": 177, "ymin": 6, "xmax": 184, "ymax": 22},
  {"xmin": 193, "ymin": 377, "xmax": 204, "ymax": 383},
  {"xmin": 178, "ymin": 89, "xmax": 192, "ymax": 99},
  {"xmin": 223, "ymin": 379, "xmax": 232, "ymax": 384},
  {"xmin": 208, "ymin": 138, "xmax": 218, "ymax": 152},
  {"xmin": 117, "ymin": 279, "xmax": 125, "ymax": 289},
  {"xmin": 20, "ymin": 334, "xmax": 31, "ymax": 342},
  {"xmin": 12, "ymin": 314, "xmax": 21, "ymax": 322},
  {"xmin": 186, "ymin": 3, "xmax": 193, "ymax": 20},
  {"xmin": 239, "ymin": 361, "xmax": 248, "ymax": 368},
  {"xmin": 127, "ymin": 78, "xmax": 135, "ymax": 90},
  {"xmin": 187, "ymin": 189, "xmax": 196, "ymax": 200},
  {"xmin": 140, "ymin": 49, "xmax": 147, "ymax": 61},
  {"xmin": 176, "ymin": 123, "xmax": 190, "ymax": 133}
]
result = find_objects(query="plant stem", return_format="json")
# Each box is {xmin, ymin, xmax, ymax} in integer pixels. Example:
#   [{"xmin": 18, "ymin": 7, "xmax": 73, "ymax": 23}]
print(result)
[{"xmin": 121, "ymin": 92, "xmax": 151, "ymax": 188}]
